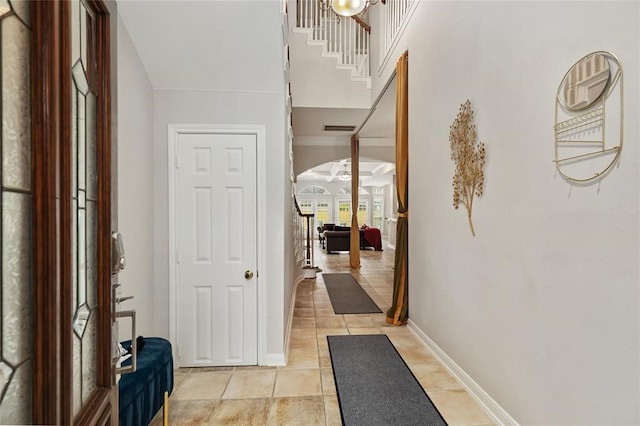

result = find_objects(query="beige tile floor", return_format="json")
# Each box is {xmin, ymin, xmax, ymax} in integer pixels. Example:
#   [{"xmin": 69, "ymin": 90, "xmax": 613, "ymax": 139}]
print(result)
[{"xmin": 152, "ymin": 241, "xmax": 496, "ymax": 426}]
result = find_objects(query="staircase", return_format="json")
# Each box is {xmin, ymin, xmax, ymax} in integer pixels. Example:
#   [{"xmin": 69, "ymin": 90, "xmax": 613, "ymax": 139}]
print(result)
[{"xmin": 293, "ymin": 0, "xmax": 371, "ymax": 89}]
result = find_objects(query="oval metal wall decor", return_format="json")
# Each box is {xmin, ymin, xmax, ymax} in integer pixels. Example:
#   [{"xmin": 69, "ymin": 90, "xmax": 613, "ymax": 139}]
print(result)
[{"xmin": 554, "ymin": 51, "xmax": 623, "ymax": 183}]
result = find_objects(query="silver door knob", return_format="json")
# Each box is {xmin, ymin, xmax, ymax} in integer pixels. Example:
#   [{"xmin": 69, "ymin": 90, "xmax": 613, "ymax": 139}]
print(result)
[{"xmin": 244, "ymin": 270, "xmax": 254, "ymax": 279}]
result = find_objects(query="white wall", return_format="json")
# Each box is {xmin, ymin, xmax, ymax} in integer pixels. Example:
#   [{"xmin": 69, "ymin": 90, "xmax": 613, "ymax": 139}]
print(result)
[
  {"xmin": 152, "ymin": 89, "xmax": 288, "ymax": 362},
  {"xmin": 287, "ymin": 0, "xmax": 371, "ymax": 109},
  {"xmin": 293, "ymin": 144, "xmax": 394, "ymax": 175},
  {"xmin": 283, "ymin": 124, "xmax": 299, "ymax": 361},
  {"xmin": 116, "ymin": 14, "xmax": 155, "ymax": 341},
  {"xmin": 370, "ymin": 1, "xmax": 639, "ymax": 424},
  {"xmin": 118, "ymin": 1, "xmax": 286, "ymax": 94},
  {"xmin": 118, "ymin": 0, "xmax": 294, "ymax": 365}
]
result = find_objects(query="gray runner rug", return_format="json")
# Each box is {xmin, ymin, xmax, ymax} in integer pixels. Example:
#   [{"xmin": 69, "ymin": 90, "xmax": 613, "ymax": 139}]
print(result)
[
  {"xmin": 322, "ymin": 273, "xmax": 382, "ymax": 314},
  {"xmin": 328, "ymin": 334, "xmax": 447, "ymax": 426}
]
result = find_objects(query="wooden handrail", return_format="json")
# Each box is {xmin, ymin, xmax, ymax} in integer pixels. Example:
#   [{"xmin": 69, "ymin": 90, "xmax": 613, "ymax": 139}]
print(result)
[
  {"xmin": 350, "ymin": 15, "xmax": 370, "ymax": 33},
  {"xmin": 294, "ymin": 196, "xmax": 315, "ymax": 267}
]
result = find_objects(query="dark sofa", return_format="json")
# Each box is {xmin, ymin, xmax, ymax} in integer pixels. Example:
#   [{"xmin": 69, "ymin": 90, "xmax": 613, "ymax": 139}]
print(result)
[
  {"xmin": 321, "ymin": 224, "xmax": 375, "ymax": 253},
  {"xmin": 324, "ymin": 225, "xmax": 351, "ymax": 253}
]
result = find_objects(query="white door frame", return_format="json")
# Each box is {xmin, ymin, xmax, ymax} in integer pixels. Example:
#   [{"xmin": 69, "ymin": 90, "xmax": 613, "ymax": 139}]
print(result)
[{"xmin": 168, "ymin": 124, "xmax": 267, "ymax": 367}]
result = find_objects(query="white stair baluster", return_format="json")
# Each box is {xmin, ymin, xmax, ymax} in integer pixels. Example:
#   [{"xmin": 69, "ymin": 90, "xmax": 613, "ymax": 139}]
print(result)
[
  {"xmin": 293, "ymin": 0, "xmax": 373, "ymax": 84},
  {"xmin": 351, "ymin": 19, "xmax": 355, "ymax": 67}
]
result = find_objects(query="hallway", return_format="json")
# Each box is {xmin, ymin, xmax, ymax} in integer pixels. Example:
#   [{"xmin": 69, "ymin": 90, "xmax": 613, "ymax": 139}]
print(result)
[{"xmin": 153, "ymin": 242, "xmax": 496, "ymax": 425}]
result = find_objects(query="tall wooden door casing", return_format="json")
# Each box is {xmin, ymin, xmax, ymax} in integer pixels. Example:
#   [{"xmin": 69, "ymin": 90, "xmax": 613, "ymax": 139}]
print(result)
[
  {"xmin": 175, "ymin": 132, "xmax": 258, "ymax": 367},
  {"xmin": 27, "ymin": 0, "xmax": 117, "ymax": 424}
]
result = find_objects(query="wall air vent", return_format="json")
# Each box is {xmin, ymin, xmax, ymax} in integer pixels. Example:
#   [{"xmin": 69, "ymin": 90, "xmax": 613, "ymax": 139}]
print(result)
[{"xmin": 323, "ymin": 125, "xmax": 356, "ymax": 132}]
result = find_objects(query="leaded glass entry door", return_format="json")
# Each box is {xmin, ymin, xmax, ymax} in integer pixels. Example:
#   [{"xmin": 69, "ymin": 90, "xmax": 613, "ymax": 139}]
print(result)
[
  {"xmin": 69, "ymin": 0, "xmax": 116, "ymax": 423},
  {"xmin": 0, "ymin": 0, "xmax": 117, "ymax": 424}
]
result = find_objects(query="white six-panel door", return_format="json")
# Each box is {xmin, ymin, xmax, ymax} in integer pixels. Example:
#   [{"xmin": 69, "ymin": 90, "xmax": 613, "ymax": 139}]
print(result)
[{"xmin": 176, "ymin": 132, "xmax": 257, "ymax": 366}]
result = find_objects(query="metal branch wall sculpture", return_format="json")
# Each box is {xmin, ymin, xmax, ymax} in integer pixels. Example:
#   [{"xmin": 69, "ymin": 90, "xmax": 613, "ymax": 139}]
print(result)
[{"xmin": 450, "ymin": 100, "xmax": 486, "ymax": 237}]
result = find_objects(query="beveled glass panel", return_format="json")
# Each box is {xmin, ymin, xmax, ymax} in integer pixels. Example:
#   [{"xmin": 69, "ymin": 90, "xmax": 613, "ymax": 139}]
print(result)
[
  {"xmin": 2, "ymin": 192, "xmax": 32, "ymax": 366},
  {"xmin": 77, "ymin": 91, "xmax": 86, "ymax": 191},
  {"xmin": 80, "ymin": 2, "xmax": 87, "ymax": 67},
  {"xmin": 86, "ymin": 201, "xmax": 97, "ymax": 308},
  {"xmin": 70, "ymin": 0, "xmax": 100, "ymax": 415},
  {"xmin": 71, "ymin": 0, "xmax": 99, "ymax": 417},
  {"xmin": 0, "ymin": 362, "xmax": 13, "ymax": 397},
  {"xmin": 0, "ymin": 2, "xmax": 32, "ymax": 420},
  {"xmin": 81, "ymin": 310, "xmax": 97, "ymax": 403},
  {"xmin": 72, "ymin": 199, "xmax": 77, "ymax": 308},
  {"xmin": 71, "ymin": 0, "xmax": 80, "ymax": 63},
  {"xmin": 0, "ymin": 359, "xmax": 31, "ymax": 424},
  {"xmin": 72, "ymin": 335, "xmax": 81, "ymax": 416},
  {"xmin": 2, "ymin": 15, "xmax": 31, "ymax": 191},
  {"xmin": 8, "ymin": 0, "xmax": 29, "ymax": 26},
  {"xmin": 86, "ymin": 92, "xmax": 97, "ymax": 200},
  {"xmin": 0, "ymin": 1, "xmax": 10, "ymax": 18},
  {"xmin": 77, "ymin": 208, "xmax": 86, "ymax": 307},
  {"xmin": 72, "ymin": 59, "xmax": 89, "ymax": 95},
  {"xmin": 72, "ymin": 304, "xmax": 90, "ymax": 339},
  {"xmin": 72, "ymin": 85, "xmax": 78, "ymax": 197}
]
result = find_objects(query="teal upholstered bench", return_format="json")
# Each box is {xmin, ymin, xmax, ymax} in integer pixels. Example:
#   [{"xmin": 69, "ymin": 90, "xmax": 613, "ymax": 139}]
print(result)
[{"xmin": 118, "ymin": 337, "xmax": 174, "ymax": 426}]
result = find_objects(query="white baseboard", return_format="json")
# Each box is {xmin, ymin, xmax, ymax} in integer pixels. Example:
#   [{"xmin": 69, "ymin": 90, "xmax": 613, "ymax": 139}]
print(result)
[
  {"xmin": 263, "ymin": 353, "xmax": 286, "ymax": 366},
  {"xmin": 407, "ymin": 320, "xmax": 519, "ymax": 426},
  {"xmin": 282, "ymin": 273, "xmax": 306, "ymax": 365}
]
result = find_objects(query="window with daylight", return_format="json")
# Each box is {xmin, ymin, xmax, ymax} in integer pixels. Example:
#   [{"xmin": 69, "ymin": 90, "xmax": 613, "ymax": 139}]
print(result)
[
  {"xmin": 337, "ymin": 200, "xmax": 351, "ymax": 226},
  {"xmin": 296, "ymin": 199, "xmax": 331, "ymax": 228},
  {"xmin": 296, "ymin": 183, "xmax": 388, "ymax": 231},
  {"xmin": 337, "ymin": 187, "xmax": 369, "ymax": 195},
  {"xmin": 357, "ymin": 200, "xmax": 368, "ymax": 226},
  {"xmin": 316, "ymin": 201, "xmax": 330, "ymax": 226},
  {"xmin": 299, "ymin": 185, "xmax": 330, "ymax": 195},
  {"xmin": 299, "ymin": 201, "xmax": 313, "ymax": 214},
  {"xmin": 373, "ymin": 197, "xmax": 384, "ymax": 230}
]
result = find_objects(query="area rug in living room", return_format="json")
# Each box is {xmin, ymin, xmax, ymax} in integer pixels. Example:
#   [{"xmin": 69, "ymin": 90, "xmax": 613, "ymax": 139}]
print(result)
[
  {"xmin": 322, "ymin": 273, "xmax": 382, "ymax": 314},
  {"xmin": 328, "ymin": 334, "xmax": 447, "ymax": 426}
]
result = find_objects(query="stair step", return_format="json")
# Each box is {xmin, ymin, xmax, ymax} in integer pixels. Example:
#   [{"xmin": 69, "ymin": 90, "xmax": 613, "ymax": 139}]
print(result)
[
  {"xmin": 351, "ymin": 76, "xmax": 372, "ymax": 89},
  {"xmin": 322, "ymin": 52, "xmax": 342, "ymax": 59},
  {"xmin": 293, "ymin": 19, "xmax": 371, "ymax": 85},
  {"xmin": 307, "ymin": 40, "xmax": 327, "ymax": 47},
  {"xmin": 292, "ymin": 27, "xmax": 312, "ymax": 34}
]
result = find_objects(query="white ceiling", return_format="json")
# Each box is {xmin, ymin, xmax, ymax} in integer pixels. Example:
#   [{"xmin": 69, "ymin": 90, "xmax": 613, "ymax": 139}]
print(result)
[
  {"xmin": 358, "ymin": 74, "xmax": 396, "ymax": 140},
  {"xmin": 117, "ymin": 0, "xmax": 284, "ymax": 92},
  {"xmin": 117, "ymin": 0, "xmax": 396, "ymax": 183},
  {"xmin": 292, "ymin": 107, "xmax": 369, "ymax": 138},
  {"xmin": 297, "ymin": 158, "xmax": 394, "ymax": 187},
  {"xmin": 295, "ymin": 75, "xmax": 396, "ymax": 186},
  {"xmin": 292, "ymin": 75, "xmax": 396, "ymax": 142}
]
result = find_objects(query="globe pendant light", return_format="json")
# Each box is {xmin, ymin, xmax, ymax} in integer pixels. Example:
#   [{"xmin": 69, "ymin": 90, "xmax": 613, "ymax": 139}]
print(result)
[{"xmin": 331, "ymin": 0, "xmax": 367, "ymax": 17}]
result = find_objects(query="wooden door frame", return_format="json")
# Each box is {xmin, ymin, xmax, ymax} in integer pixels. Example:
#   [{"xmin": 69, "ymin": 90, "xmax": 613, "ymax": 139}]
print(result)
[
  {"xmin": 167, "ymin": 124, "xmax": 268, "ymax": 367},
  {"xmin": 31, "ymin": 0, "xmax": 116, "ymax": 423},
  {"xmin": 31, "ymin": 1, "xmax": 65, "ymax": 422}
]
